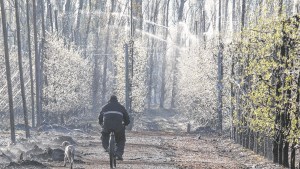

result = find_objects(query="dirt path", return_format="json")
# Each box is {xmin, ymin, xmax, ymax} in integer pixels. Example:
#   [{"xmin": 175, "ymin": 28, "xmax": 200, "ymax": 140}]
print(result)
[
  {"xmin": 0, "ymin": 108, "xmax": 286, "ymax": 169},
  {"xmin": 26, "ymin": 130, "xmax": 282, "ymax": 169}
]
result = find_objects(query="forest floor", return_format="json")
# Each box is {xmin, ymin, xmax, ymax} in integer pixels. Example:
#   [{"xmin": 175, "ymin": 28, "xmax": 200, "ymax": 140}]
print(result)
[{"xmin": 0, "ymin": 109, "xmax": 286, "ymax": 169}]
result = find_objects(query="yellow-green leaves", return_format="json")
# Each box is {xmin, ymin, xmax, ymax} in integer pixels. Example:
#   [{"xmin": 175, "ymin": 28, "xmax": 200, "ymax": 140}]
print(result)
[{"xmin": 233, "ymin": 14, "xmax": 300, "ymax": 139}]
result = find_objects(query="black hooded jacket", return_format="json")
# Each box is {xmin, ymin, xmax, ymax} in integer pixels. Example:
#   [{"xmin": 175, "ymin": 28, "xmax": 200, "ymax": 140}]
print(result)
[{"xmin": 98, "ymin": 100, "xmax": 130, "ymax": 132}]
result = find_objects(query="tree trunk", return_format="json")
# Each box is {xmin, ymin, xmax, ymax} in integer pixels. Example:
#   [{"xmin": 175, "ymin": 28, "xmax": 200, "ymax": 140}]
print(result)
[
  {"xmin": 278, "ymin": 131, "xmax": 283, "ymax": 165},
  {"xmin": 74, "ymin": 0, "xmax": 84, "ymax": 45},
  {"xmin": 241, "ymin": 0, "xmax": 246, "ymax": 31},
  {"xmin": 147, "ymin": 41, "xmax": 154, "ymax": 109},
  {"xmin": 46, "ymin": 0, "xmax": 53, "ymax": 32},
  {"xmin": 159, "ymin": 0, "xmax": 170, "ymax": 109},
  {"xmin": 39, "ymin": 0, "xmax": 46, "ymax": 124},
  {"xmin": 92, "ymin": 57, "xmax": 100, "ymax": 113},
  {"xmin": 224, "ymin": 0, "xmax": 229, "ymax": 30},
  {"xmin": 1, "ymin": 0, "xmax": 16, "ymax": 143},
  {"xmin": 171, "ymin": 0, "xmax": 186, "ymax": 108},
  {"xmin": 202, "ymin": 10, "xmax": 206, "ymax": 48},
  {"xmin": 82, "ymin": 0, "xmax": 92, "ymax": 57},
  {"xmin": 101, "ymin": 1, "xmax": 114, "ymax": 105},
  {"xmin": 63, "ymin": 0, "xmax": 71, "ymax": 40},
  {"xmin": 146, "ymin": 0, "xmax": 159, "ymax": 109},
  {"xmin": 26, "ymin": 0, "xmax": 35, "ymax": 128},
  {"xmin": 54, "ymin": 10, "xmax": 58, "ymax": 32},
  {"xmin": 273, "ymin": 134, "xmax": 279, "ymax": 163},
  {"xmin": 134, "ymin": 0, "xmax": 143, "ymax": 31},
  {"xmin": 232, "ymin": 0, "xmax": 236, "ymax": 32},
  {"xmin": 230, "ymin": 42, "xmax": 235, "ymax": 140},
  {"xmin": 217, "ymin": 0, "xmax": 223, "ymax": 132},
  {"xmin": 15, "ymin": 0, "xmax": 30, "ymax": 138},
  {"xmin": 291, "ymin": 143, "xmax": 296, "ymax": 169},
  {"xmin": 91, "ymin": 3, "xmax": 102, "ymax": 112},
  {"xmin": 32, "ymin": 0, "xmax": 42, "ymax": 127},
  {"xmin": 283, "ymin": 141, "xmax": 289, "ymax": 167}
]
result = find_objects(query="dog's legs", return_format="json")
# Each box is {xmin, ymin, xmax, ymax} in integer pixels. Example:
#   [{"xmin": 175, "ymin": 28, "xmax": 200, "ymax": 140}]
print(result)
[
  {"xmin": 63, "ymin": 154, "xmax": 68, "ymax": 167},
  {"xmin": 68, "ymin": 155, "xmax": 72, "ymax": 169},
  {"xmin": 70, "ymin": 153, "xmax": 74, "ymax": 169}
]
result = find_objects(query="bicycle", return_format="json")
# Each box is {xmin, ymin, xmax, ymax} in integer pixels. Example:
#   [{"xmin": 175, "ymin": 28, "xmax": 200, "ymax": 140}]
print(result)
[{"xmin": 109, "ymin": 131, "xmax": 116, "ymax": 168}]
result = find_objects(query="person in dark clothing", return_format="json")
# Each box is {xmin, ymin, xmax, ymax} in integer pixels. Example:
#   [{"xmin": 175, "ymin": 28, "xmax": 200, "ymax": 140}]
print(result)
[{"xmin": 98, "ymin": 95, "xmax": 130, "ymax": 160}]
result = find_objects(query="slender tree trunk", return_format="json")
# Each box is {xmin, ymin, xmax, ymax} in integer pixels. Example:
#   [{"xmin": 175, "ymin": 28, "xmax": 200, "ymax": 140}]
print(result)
[
  {"xmin": 273, "ymin": 133, "xmax": 279, "ymax": 163},
  {"xmin": 54, "ymin": 10, "xmax": 58, "ymax": 32},
  {"xmin": 232, "ymin": 0, "xmax": 236, "ymax": 32},
  {"xmin": 47, "ymin": 0, "xmax": 53, "ymax": 32},
  {"xmin": 202, "ymin": 10, "xmax": 206, "ymax": 48},
  {"xmin": 147, "ymin": 0, "xmax": 159, "ymax": 109},
  {"xmin": 147, "ymin": 41, "xmax": 154, "ymax": 109},
  {"xmin": 63, "ymin": 0, "xmax": 71, "ymax": 41},
  {"xmin": 224, "ymin": 0, "xmax": 229, "ymax": 30},
  {"xmin": 101, "ymin": 38, "xmax": 109, "ymax": 105},
  {"xmin": 39, "ymin": 0, "xmax": 46, "ymax": 124},
  {"xmin": 230, "ymin": 57, "xmax": 235, "ymax": 140},
  {"xmin": 278, "ymin": 129, "xmax": 283, "ymax": 165},
  {"xmin": 82, "ymin": 0, "xmax": 92, "ymax": 57},
  {"xmin": 217, "ymin": 0, "xmax": 223, "ymax": 132},
  {"xmin": 91, "ymin": 3, "xmax": 102, "ymax": 111},
  {"xmin": 159, "ymin": 0, "xmax": 170, "ymax": 108},
  {"xmin": 171, "ymin": 0, "xmax": 186, "ymax": 108},
  {"xmin": 92, "ymin": 56, "xmax": 100, "ymax": 113},
  {"xmin": 291, "ymin": 143, "xmax": 296, "ymax": 169},
  {"xmin": 1, "ymin": 0, "xmax": 16, "ymax": 143},
  {"xmin": 171, "ymin": 41, "xmax": 179, "ymax": 108},
  {"xmin": 135, "ymin": 0, "xmax": 143, "ymax": 30},
  {"xmin": 32, "ymin": 0, "xmax": 42, "ymax": 127},
  {"xmin": 101, "ymin": 1, "xmax": 114, "ymax": 105},
  {"xmin": 26, "ymin": 0, "xmax": 35, "ymax": 128},
  {"xmin": 15, "ymin": 0, "xmax": 30, "ymax": 138},
  {"xmin": 74, "ymin": 0, "xmax": 84, "ymax": 45},
  {"xmin": 273, "ymin": 78, "xmax": 281, "ymax": 163}
]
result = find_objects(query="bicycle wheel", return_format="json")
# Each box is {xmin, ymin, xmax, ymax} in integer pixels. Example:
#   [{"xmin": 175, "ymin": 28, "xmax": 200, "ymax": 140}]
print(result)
[{"xmin": 109, "ymin": 132, "xmax": 116, "ymax": 168}]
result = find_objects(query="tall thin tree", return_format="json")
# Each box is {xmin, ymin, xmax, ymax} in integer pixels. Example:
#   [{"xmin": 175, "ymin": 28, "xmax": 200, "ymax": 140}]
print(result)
[
  {"xmin": 26, "ymin": 0, "xmax": 35, "ymax": 128},
  {"xmin": 101, "ymin": 0, "xmax": 115, "ymax": 105},
  {"xmin": 1, "ymin": 0, "xmax": 16, "ymax": 143},
  {"xmin": 216, "ymin": 0, "xmax": 223, "ymax": 131},
  {"xmin": 32, "ymin": 0, "xmax": 42, "ymax": 127},
  {"xmin": 171, "ymin": 0, "xmax": 186, "ymax": 108},
  {"xmin": 15, "ymin": 0, "xmax": 30, "ymax": 138},
  {"xmin": 159, "ymin": 0, "xmax": 170, "ymax": 108}
]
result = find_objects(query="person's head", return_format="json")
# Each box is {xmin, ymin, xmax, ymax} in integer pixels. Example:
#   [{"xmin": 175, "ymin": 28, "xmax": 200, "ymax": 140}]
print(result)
[{"xmin": 109, "ymin": 95, "xmax": 118, "ymax": 103}]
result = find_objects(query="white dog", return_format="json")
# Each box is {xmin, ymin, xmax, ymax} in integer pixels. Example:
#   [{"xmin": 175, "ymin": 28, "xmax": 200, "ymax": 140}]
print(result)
[{"xmin": 61, "ymin": 141, "xmax": 75, "ymax": 169}]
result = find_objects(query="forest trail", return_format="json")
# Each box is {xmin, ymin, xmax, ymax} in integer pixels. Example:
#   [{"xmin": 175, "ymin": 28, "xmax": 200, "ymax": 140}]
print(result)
[
  {"xmin": 0, "ymin": 109, "xmax": 285, "ymax": 168},
  {"xmin": 0, "ymin": 130, "xmax": 285, "ymax": 169},
  {"xmin": 69, "ymin": 130, "xmax": 285, "ymax": 169}
]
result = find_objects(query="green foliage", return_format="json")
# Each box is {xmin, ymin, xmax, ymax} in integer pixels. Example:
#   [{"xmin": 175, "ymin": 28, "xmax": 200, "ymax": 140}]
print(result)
[{"xmin": 233, "ymin": 13, "xmax": 300, "ymax": 142}]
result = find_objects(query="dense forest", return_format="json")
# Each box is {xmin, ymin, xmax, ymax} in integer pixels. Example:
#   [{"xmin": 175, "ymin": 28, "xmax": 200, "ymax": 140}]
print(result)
[{"xmin": 0, "ymin": 0, "xmax": 300, "ymax": 168}]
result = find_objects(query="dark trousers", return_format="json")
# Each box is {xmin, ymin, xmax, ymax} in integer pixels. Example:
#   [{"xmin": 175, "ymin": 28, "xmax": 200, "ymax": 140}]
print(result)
[{"xmin": 101, "ymin": 128, "xmax": 126, "ymax": 156}]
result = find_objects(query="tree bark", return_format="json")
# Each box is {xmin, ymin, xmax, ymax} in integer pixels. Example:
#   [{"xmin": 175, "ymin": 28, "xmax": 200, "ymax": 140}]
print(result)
[
  {"xmin": 62, "ymin": 0, "xmax": 71, "ymax": 40},
  {"xmin": 32, "ymin": 0, "xmax": 42, "ymax": 127},
  {"xmin": 216, "ymin": 0, "xmax": 223, "ymax": 131},
  {"xmin": 1, "ymin": 0, "xmax": 16, "ymax": 143},
  {"xmin": 46, "ymin": 0, "xmax": 53, "ymax": 32},
  {"xmin": 101, "ymin": 0, "xmax": 114, "ymax": 105},
  {"xmin": 82, "ymin": 0, "xmax": 92, "ymax": 57},
  {"xmin": 159, "ymin": 0, "xmax": 170, "ymax": 109},
  {"xmin": 26, "ymin": 0, "xmax": 35, "ymax": 128},
  {"xmin": 15, "ymin": 0, "xmax": 30, "ymax": 138},
  {"xmin": 171, "ymin": 0, "xmax": 186, "ymax": 108},
  {"xmin": 39, "ymin": 0, "xmax": 46, "ymax": 124},
  {"xmin": 74, "ymin": 0, "xmax": 84, "ymax": 45}
]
